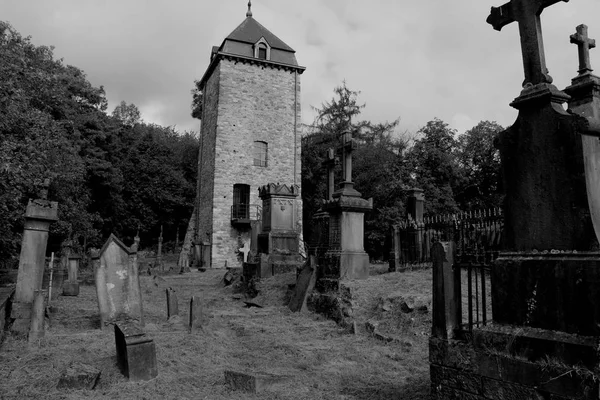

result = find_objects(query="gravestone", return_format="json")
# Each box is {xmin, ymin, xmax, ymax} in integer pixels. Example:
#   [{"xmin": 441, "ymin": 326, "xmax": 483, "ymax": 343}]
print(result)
[
  {"xmin": 431, "ymin": 3, "xmax": 600, "ymax": 399},
  {"xmin": 94, "ymin": 234, "xmax": 143, "ymax": 328},
  {"xmin": 308, "ymin": 149, "xmax": 334, "ymax": 258},
  {"xmin": 154, "ymin": 225, "xmax": 164, "ymax": 271},
  {"xmin": 189, "ymin": 295, "xmax": 207, "ymax": 333},
  {"xmin": 319, "ymin": 130, "xmax": 373, "ymax": 284},
  {"xmin": 256, "ymin": 183, "xmax": 303, "ymax": 276},
  {"xmin": 288, "ymin": 256, "xmax": 316, "ymax": 312},
  {"xmin": 166, "ymin": 287, "xmax": 178, "ymax": 319},
  {"xmin": 62, "ymin": 253, "xmax": 80, "ymax": 296},
  {"xmin": 28, "ymin": 289, "xmax": 46, "ymax": 343},
  {"xmin": 114, "ymin": 321, "xmax": 158, "ymax": 381},
  {"xmin": 11, "ymin": 180, "xmax": 58, "ymax": 335}
]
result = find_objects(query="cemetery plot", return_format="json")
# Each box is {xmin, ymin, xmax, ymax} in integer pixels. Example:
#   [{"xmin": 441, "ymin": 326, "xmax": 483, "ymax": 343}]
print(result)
[{"xmin": 0, "ymin": 265, "xmax": 432, "ymax": 399}]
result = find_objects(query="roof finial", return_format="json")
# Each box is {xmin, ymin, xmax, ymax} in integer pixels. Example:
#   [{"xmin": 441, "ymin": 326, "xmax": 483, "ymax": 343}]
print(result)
[{"xmin": 246, "ymin": 0, "xmax": 252, "ymax": 18}]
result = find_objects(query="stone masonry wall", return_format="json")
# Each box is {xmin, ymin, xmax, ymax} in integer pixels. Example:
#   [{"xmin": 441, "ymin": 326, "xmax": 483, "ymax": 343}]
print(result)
[
  {"xmin": 197, "ymin": 65, "xmax": 220, "ymax": 251},
  {"xmin": 430, "ymin": 335, "xmax": 599, "ymax": 399},
  {"xmin": 198, "ymin": 59, "xmax": 302, "ymax": 268}
]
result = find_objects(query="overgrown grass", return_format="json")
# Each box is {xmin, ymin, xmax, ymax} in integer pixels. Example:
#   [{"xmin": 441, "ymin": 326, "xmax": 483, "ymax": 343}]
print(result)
[{"xmin": 0, "ymin": 263, "xmax": 432, "ymax": 399}]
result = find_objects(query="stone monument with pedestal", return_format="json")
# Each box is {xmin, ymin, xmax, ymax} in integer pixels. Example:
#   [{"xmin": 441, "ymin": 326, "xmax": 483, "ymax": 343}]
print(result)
[
  {"xmin": 308, "ymin": 148, "xmax": 336, "ymax": 258},
  {"xmin": 250, "ymin": 183, "xmax": 302, "ymax": 279},
  {"xmin": 319, "ymin": 131, "xmax": 372, "ymax": 286},
  {"xmin": 308, "ymin": 130, "xmax": 372, "ymax": 324},
  {"xmin": 11, "ymin": 180, "xmax": 58, "ymax": 335},
  {"xmin": 430, "ymin": 3, "xmax": 600, "ymax": 398}
]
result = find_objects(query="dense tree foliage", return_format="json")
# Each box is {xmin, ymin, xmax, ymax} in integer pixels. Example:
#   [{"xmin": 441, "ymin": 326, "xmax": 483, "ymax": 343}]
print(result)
[
  {"xmin": 302, "ymin": 84, "xmax": 505, "ymax": 259},
  {"xmin": 0, "ymin": 22, "xmax": 198, "ymax": 266},
  {"xmin": 301, "ymin": 83, "xmax": 409, "ymax": 258}
]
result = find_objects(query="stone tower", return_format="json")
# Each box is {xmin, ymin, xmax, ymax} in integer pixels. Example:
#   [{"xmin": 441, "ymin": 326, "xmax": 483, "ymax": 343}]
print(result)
[{"xmin": 193, "ymin": 2, "xmax": 305, "ymax": 269}]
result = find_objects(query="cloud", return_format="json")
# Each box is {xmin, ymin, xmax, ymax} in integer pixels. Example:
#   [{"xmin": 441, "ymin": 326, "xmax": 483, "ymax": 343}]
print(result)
[{"xmin": 2, "ymin": 0, "xmax": 599, "ymax": 135}]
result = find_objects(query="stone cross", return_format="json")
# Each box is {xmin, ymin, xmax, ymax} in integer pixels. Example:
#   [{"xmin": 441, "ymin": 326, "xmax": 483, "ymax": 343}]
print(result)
[
  {"xmin": 322, "ymin": 148, "xmax": 336, "ymax": 200},
  {"xmin": 570, "ymin": 24, "xmax": 595, "ymax": 75},
  {"xmin": 239, "ymin": 241, "xmax": 250, "ymax": 263},
  {"xmin": 339, "ymin": 131, "xmax": 357, "ymax": 184},
  {"xmin": 487, "ymin": 0, "xmax": 568, "ymax": 87}
]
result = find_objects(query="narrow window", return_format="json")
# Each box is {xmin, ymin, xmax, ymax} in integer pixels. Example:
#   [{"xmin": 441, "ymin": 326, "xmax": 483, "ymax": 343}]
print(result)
[
  {"xmin": 257, "ymin": 43, "xmax": 267, "ymax": 60},
  {"xmin": 233, "ymin": 184, "xmax": 250, "ymax": 219},
  {"xmin": 253, "ymin": 141, "xmax": 268, "ymax": 167}
]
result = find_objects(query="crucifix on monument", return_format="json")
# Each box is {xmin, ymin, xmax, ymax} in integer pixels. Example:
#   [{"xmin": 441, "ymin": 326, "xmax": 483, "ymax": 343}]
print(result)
[
  {"xmin": 334, "ymin": 130, "xmax": 360, "ymax": 197},
  {"xmin": 487, "ymin": 0, "xmax": 568, "ymax": 88},
  {"xmin": 571, "ymin": 24, "xmax": 596, "ymax": 78},
  {"xmin": 322, "ymin": 148, "xmax": 336, "ymax": 201}
]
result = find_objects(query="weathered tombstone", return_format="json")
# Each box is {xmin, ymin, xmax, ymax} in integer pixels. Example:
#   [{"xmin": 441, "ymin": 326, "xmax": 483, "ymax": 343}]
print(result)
[
  {"xmin": 430, "ymin": 242, "xmax": 460, "ymax": 339},
  {"xmin": 308, "ymin": 149, "xmax": 333, "ymax": 258},
  {"xmin": 94, "ymin": 234, "xmax": 143, "ymax": 328},
  {"xmin": 224, "ymin": 370, "xmax": 290, "ymax": 394},
  {"xmin": 11, "ymin": 180, "xmax": 59, "ymax": 335},
  {"xmin": 57, "ymin": 362, "xmax": 101, "ymax": 390},
  {"xmin": 189, "ymin": 295, "xmax": 206, "ymax": 333},
  {"xmin": 28, "ymin": 289, "xmax": 46, "ymax": 343},
  {"xmin": 257, "ymin": 183, "xmax": 303, "ymax": 276},
  {"xmin": 288, "ymin": 256, "xmax": 316, "ymax": 312},
  {"xmin": 62, "ymin": 253, "xmax": 80, "ymax": 296},
  {"xmin": 154, "ymin": 225, "xmax": 164, "ymax": 271},
  {"xmin": 114, "ymin": 321, "xmax": 158, "ymax": 381},
  {"xmin": 166, "ymin": 287, "xmax": 178, "ymax": 319}
]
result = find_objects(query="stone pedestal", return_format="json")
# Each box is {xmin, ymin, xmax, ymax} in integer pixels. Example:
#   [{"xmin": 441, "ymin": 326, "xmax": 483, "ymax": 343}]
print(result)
[
  {"xmin": 11, "ymin": 198, "xmax": 58, "ymax": 335},
  {"xmin": 114, "ymin": 321, "xmax": 158, "ymax": 381},
  {"xmin": 319, "ymin": 184, "xmax": 373, "ymax": 285},
  {"xmin": 492, "ymin": 252, "xmax": 600, "ymax": 335},
  {"xmin": 498, "ymin": 83, "xmax": 594, "ymax": 251}
]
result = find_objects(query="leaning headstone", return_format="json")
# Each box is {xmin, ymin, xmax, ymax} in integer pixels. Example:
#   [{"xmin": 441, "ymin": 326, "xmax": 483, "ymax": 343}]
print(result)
[
  {"xmin": 95, "ymin": 234, "xmax": 143, "ymax": 328},
  {"xmin": 166, "ymin": 287, "xmax": 179, "ymax": 319},
  {"xmin": 288, "ymin": 256, "xmax": 316, "ymax": 312},
  {"xmin": 189, "ymin": 295, "xmax": 207, "ymax": 333},
  {"xmin": 57, "ymin": 362, "xmax": 100, "ymax": 390},
  {"xmin": 224, "ymin": 370, "xmax": 290, "ymax": 394},
  {"xmin": 11, "ymin": 180, "xmax": 58, "ymax": 335},
  {"xmin": 114, "ymin": 321, "xmax": 158, "ymax": 381}
]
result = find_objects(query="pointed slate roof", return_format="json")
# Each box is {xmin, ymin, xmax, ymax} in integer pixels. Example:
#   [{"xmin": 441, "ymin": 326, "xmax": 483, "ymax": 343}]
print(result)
[{"xmin": 225, "ymin": 16, "xmax": 295, "ymax": 52}]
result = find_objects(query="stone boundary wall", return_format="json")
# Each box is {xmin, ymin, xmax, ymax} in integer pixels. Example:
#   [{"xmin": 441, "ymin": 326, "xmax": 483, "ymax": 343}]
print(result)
[{"xmin": 430, "ymin": 336, "xmax": 598, "ymax": 399}]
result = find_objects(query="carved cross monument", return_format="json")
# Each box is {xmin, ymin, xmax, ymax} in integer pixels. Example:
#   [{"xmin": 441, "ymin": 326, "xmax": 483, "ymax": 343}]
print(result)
[
  {"xmin": 487, "ymin": 0, "xmax": 568, "ymax": 87},
  {"xmin": 334, "ymin": 131, "xmax": 360, "ymax": 197},
  {"xmin": 571, "ymin": 24, "xmax": 596, "ymax": 76},
  {"xmin": 322, "ymin": 148, "xmax": 336, "ymax": 201}
]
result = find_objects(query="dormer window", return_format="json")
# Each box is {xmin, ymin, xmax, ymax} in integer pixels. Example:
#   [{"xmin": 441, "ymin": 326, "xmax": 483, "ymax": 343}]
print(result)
[
  {"xmin": 257, "ymin": 44, "xmax": 267, "ymax": 60},
  {"xmin": 253, "ymin": 38, "xmax": 270, "ymax": 60}
]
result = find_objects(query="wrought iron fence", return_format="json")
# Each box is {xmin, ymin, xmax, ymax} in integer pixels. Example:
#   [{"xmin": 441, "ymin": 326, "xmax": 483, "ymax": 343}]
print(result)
[{"xmin": 394, "ymin": 208, "xmax": 504, "ymax": 334}]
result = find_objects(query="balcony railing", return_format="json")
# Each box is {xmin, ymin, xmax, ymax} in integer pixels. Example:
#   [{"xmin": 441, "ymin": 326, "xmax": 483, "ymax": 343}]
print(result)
[{"xmin": 231, "ymin": 204, "xmax": 261, "ymax": 226}]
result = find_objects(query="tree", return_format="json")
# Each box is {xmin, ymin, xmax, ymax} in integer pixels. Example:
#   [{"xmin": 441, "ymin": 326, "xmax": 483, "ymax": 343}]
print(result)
[
  {"xmin": 455, "ymin": 121, "xmax": 504, "ymax": 210},
  {"xmin": 190, "ymin": 80, "xmax": 203, "ymax": 120},
  {"xmin": 302, "ymin": 82, "xmax": 408, "ymax": 259},
  {"xmin": 406, "ymin": 118, "xmax": 461, "ymax": 215},
  {"xmin": 112, "ymin": 101, "xmax": 141, "ymax": 127}
]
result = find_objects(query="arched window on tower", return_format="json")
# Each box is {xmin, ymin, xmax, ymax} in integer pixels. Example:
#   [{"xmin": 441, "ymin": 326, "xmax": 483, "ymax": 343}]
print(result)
[{"xmin": 253, "ymin": 141, "xmax": 268, "ymax": 167}]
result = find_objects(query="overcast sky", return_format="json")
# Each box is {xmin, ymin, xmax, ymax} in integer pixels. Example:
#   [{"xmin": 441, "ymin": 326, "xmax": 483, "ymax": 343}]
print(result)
[{"xmin": 2, "ymin": 0, "xmax": 600, "ymax": 138}]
